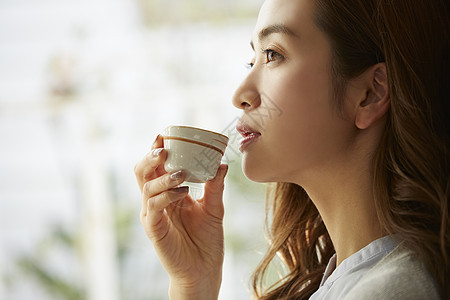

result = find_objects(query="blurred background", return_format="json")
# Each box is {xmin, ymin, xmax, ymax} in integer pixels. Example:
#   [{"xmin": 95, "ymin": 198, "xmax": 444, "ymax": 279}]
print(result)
[{"xmin": 0, "ymin": 0, "xmax": 272, "ymax": 299}]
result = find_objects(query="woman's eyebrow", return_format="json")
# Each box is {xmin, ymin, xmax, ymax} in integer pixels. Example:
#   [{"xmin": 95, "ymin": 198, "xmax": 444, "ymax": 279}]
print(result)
[{"xmin": 250, "ymin": 24, "xmax": 298, "ymax": 50}]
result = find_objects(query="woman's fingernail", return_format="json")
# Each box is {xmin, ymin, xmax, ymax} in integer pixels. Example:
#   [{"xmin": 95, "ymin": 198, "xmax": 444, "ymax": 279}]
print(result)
[
  {"xmin": 221, "ymin": 165, "xmax": 228, "ymax": 177},
  {"xmin": 152, "ymin": 148, "xmax": 163, "ymax": 157},
  {"xmin": 170, "ymin": 170, "xmax": 184, "ymax": 181},
  {"xmin": 152, "ymin": 134, "xmax": 160, "ymax": 146},
  {"xmin": 170, "ymin": 186, "xmax": 189, "ymax": 194}
]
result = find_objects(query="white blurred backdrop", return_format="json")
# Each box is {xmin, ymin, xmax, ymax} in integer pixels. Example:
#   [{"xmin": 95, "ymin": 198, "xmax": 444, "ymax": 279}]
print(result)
[{"xmin": 0, "ymin": 0, "xmax": 270, "ymax": 299}]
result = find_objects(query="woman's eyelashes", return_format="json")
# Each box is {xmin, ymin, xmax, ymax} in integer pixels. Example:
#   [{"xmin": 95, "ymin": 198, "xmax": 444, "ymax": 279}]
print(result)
[
  {"xmin": 246, "ymin": 61, "xmax": 255, "ymax": 69},
  {"xmin": 246, "ymin": 49, "xmax": 284, "ymax": 69},
  {"xmin": 263, "ymin": 49, "xmax": 284, "ymax": 64}
]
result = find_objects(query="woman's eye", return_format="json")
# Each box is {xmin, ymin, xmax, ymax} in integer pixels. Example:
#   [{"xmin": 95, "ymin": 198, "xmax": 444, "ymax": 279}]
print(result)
[
  {"xmin": 245, "ymin": 49, "xmax": 283, "ymax": 69},
  {"xmin": 264, "ymin": 49, "xmax": 283, "ymax": 64},
  {"xmin": 246, "ymin": 56, "xmax": 256, "ymax": 69}
]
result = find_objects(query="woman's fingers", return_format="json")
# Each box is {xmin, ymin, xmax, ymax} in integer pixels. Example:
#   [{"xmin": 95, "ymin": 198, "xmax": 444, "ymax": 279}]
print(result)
[
  {"xmin": 134, "ymin": 148, "xmax": 167, "ymax": 190},
  {"xmin": 151, "ymin": 134, "xmax": 164, "ymax": 150},
  {"xmin": 141, "ymin": 186, "xmax": 190, "ymax": 239},
  {"xmin": 134, "ymin": 134, "xmax": 166, "ymax": 187},
  {"xmin": 141, "ymin": 170, "xmax": 187, "ymax": 214},
  {"xmin": 152, "ymin": 135, "xmax": 167, "ymax": 176},
  {"xmin": 202, "ymin": 164, "xmax": 228, "ymax": 219}
]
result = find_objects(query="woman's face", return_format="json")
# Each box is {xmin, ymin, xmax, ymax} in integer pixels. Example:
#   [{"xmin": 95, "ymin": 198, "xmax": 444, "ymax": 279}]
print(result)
[{"xmin": 233, "ymin": 0, "xmax": 356, "ymax": 184}]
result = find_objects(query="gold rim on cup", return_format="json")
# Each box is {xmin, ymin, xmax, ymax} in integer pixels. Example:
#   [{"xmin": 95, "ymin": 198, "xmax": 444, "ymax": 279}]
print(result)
[{"xmin": 166, "ymin": 125, "xmax": 229, "ymax": 141}]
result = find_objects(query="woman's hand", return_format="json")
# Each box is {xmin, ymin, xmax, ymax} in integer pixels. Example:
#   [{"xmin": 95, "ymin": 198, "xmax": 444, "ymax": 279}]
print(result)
[{"xmin": 134, "ymin": 134, "xmax": 228, "ymax": 300}]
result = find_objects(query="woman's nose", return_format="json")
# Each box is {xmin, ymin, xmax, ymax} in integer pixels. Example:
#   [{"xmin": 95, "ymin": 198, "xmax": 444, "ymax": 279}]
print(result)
[{"xmin": 232, "ymin": 73, "xmax": 261, "ymax": 111}]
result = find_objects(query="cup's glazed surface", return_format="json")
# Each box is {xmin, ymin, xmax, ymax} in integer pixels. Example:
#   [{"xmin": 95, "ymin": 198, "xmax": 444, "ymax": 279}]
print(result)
[{"xmin": 163, "ymin": 126, "xmax": 229, "ymax": 183}]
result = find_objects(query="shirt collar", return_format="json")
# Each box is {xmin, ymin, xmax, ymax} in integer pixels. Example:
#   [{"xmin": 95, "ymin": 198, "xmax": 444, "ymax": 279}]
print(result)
[{"xmin": 319, "ymin": 235, "xmax": 397, "ymax": 287}]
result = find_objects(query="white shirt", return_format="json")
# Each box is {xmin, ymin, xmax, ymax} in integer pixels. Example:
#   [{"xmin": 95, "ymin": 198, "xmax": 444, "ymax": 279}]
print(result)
[{"xmin": 309, "ymin": 235, "xmax": 397, "ymax": 300}]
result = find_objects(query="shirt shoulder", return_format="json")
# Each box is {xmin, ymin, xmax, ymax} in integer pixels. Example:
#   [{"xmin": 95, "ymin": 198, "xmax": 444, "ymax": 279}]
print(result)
[{"xmin": 345, "ymin": 243, "xmax": 440, "ymax": 300}]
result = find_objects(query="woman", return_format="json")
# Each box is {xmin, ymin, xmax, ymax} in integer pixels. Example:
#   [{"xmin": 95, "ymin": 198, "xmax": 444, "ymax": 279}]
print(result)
[{"xmin": 134, "ymin": 0, "xmax": 449, "ymax": 299}]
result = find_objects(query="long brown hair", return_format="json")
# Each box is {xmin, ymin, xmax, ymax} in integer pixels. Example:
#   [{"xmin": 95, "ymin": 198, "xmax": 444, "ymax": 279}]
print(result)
[{"xmin": 251, "ymin": 0, "xmax": 450, "ymax": 299}]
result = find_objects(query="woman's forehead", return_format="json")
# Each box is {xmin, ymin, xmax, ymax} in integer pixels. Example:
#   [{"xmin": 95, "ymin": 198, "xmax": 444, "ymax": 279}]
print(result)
[
  {"xmin": 252, "ymin": 0, "xmax": 315, "ymax": 45},
  {"xmin": 253, "ymin": 0, "xmax": 313, "ymax": 40}
]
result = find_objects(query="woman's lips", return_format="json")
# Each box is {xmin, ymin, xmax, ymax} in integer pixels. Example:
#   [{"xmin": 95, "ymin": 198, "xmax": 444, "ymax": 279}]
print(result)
[
  {"xmin": 236, "ymin": 119, "xmax": 261, "ymax": 152},
  {"xmin": 238, "ymin": 132, "xmax": 261, "ymax": 152}
]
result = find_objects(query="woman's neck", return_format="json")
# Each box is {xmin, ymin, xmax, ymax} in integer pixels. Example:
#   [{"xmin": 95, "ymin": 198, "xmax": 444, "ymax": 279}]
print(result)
[{"xmin": 298, "ymin": 149, "xmax": 385, "ymax": 266}]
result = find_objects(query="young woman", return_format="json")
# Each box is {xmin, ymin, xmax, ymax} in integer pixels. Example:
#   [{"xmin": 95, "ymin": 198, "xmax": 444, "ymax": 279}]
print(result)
[{"xmin": 134, "ymin": 0, "xmax": 449, "ymax": 299}]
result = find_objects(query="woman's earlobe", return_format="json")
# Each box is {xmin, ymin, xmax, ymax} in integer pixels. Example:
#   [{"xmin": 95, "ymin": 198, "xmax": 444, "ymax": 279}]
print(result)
[{"xmin": 355, "ymin": 96, "xmax": 390, "ymax": 129}]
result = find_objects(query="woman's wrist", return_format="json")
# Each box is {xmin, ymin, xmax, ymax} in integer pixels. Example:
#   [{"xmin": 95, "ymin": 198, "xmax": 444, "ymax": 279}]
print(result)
[{"xmin": 168, "ymin": 273, "xmax": 222, "ymax": 300}]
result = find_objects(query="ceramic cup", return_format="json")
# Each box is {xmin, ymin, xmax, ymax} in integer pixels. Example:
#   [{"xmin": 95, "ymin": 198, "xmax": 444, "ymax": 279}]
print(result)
[{"xmin": 163, "ymin": 126, "xmax": 229, "ymax": 183}]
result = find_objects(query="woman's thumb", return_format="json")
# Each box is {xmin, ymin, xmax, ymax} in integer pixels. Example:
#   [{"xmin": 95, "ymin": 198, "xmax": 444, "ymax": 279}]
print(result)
[{"xmin": 202, "ymin": 164, "xmax": 228, "ymax": 217}]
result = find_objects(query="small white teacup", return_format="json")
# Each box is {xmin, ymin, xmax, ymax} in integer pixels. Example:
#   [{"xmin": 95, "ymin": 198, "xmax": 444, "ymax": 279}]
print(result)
[{"xmin": 163, "ymin": 126, "xmax": 229, "ymax": 183}]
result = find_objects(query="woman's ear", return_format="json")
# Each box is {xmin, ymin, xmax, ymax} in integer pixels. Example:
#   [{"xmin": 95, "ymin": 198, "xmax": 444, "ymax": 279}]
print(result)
[{"xmin": 355, "ymin": 63, "xmax": 390, "ymax": 129}]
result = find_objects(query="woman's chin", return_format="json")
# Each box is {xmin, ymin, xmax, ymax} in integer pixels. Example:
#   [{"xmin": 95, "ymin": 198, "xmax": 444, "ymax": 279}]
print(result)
[{"xmin": 241, "ymin": 157, "xmax": 272, "ymax": 183}]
